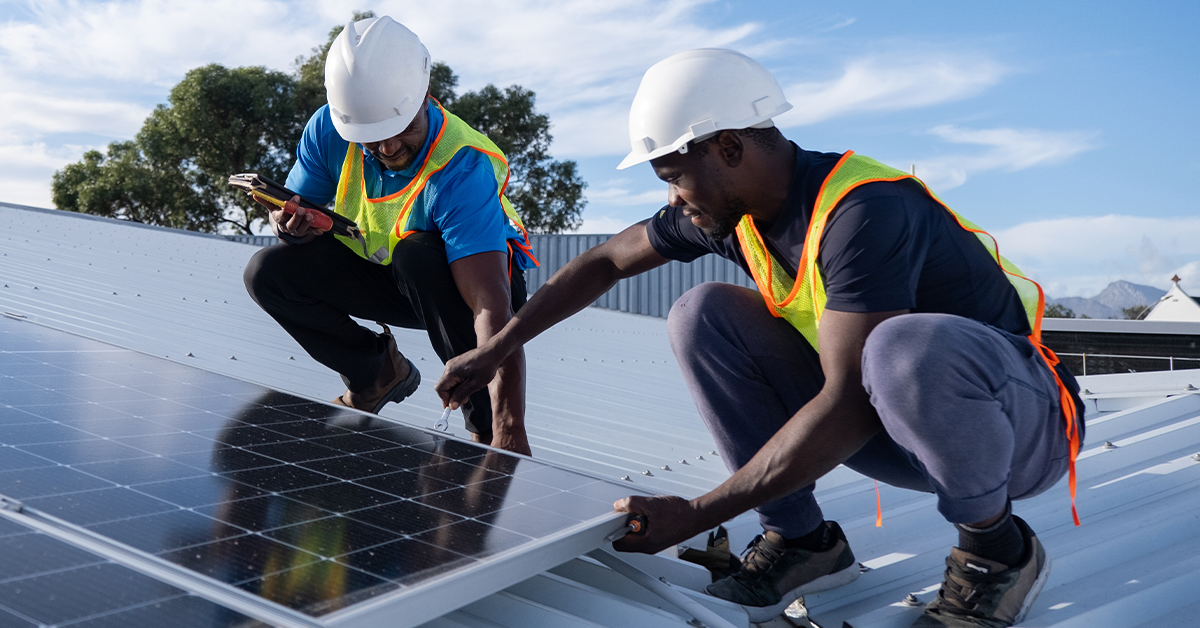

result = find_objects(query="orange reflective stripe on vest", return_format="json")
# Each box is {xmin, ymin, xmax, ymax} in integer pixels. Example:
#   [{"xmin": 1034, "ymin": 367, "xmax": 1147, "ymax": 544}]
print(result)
[
  {"xmin": 735, "ymin": 150, "xmax": 1082, "ymax": 525},
  {"xmin": 333, "ymin": 99, "xmax": 537, "ymax": 268}
]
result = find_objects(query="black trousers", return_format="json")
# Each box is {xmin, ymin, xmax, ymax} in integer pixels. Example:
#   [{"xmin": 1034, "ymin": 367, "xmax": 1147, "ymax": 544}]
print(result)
[{"xmin": 243, "ymin": 232, "xmax": 527, "ymax": 438}]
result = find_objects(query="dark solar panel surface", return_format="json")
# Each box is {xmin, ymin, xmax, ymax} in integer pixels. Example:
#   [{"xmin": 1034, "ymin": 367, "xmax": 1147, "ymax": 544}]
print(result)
[
  {"xmin": 0, "ymin": 515, "xmax": 259, "ymax": 628},
  {"xmin": 0, "ymin": 317, "xmax": 631, "ymax": 620}
]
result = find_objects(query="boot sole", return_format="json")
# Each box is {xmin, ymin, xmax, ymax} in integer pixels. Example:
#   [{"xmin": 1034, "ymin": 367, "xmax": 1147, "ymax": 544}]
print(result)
[
  {"xmin": 1013, "ymin": 555, "xmax": 1052, "ymax": 625},
  {"xmin": 370, "ymin": 359, "xmax": 421, "ymax": 414},
  {"xmin": 741, "ymin": 560, "xmax": 862, "ymax": 623}
]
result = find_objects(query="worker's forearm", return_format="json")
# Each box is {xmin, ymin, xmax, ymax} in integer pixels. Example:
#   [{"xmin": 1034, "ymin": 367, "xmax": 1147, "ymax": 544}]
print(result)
[
  {"xmin": 690, "ymin": 384, "xmax": 882, "ymax": 528},
  {"xmin": 486, "ymin": 249, "xmax": 626, "ymax": 357}
]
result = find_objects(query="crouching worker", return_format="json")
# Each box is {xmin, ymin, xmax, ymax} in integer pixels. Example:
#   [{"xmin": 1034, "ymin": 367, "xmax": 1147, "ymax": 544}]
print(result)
[
  {"xmin": 244, "ymin": 16, "xmax": 537, "ymax": 454},
  {"xmin": 435, "ymin": 49, "xmax": 1083, "ymax": 626}
]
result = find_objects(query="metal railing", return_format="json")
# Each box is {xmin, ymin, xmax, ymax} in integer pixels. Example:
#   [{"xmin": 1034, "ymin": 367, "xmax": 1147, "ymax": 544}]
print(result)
[{"xmin": 1055, "ymin": 352, "xmax": 1200, "ymax": 376}]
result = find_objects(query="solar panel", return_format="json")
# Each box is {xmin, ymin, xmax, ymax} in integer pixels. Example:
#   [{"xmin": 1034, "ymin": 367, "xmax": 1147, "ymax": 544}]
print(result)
[
  {"xmin": 0, "ymin": 316, "xmax": 636, "ymax": 627},
  {"xmin": 0, "ymin": 514, "xmax": 258, "ymax": 628}
]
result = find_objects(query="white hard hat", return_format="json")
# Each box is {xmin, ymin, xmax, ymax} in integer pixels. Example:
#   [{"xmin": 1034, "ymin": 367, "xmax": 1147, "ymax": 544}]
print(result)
[
  {"xmin": 617, "ymin": 49, "xmax": 792, "ymax": 170},
  {"xmin": 325, "ymin": 16, "xmax": 431, "ymax": 144}
]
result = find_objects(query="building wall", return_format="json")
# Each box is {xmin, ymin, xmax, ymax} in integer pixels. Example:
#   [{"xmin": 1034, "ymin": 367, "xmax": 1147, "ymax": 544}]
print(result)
[{"xmin": 230, "ymin": 232, "xmax": 758, "ymax": 320}]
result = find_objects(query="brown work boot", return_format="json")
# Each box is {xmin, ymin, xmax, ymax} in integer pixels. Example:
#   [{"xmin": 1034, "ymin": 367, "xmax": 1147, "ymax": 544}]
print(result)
[
  {"xmin": 913, "ymin": 516, "xmax": 1050, "ymax": 627},
  {"xmin": 333, "ymin": 325, "xmax": 421, "ymax": 414}
]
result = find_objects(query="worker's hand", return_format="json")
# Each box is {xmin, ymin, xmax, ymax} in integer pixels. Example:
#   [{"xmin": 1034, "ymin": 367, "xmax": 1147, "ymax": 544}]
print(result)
[
  {"xmin": 436, "ymin": 346, "xmax": 504, "ymax": 411},
  {"xmin": 612, "ymin": 495, "xmax": 707, "ymax": 554},
  {"xmin": 266, "ymin": 195, "xmax": 325, "ymax": 242},
  {"xmin": 489, "ymin": 424, "xmax": 532, "ymax": 457}
]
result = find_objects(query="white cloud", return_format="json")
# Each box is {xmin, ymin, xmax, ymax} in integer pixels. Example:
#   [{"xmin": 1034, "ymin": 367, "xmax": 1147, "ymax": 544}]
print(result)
[
  {"xmin": 575, "ymin": 215, "xmax": 633, "ymax": 234},
  {"xmin": 0, "ymin": 142, "xmax": 96, "ymax": 208},
  {"xmin": 588, "ymin": 186, "xmax": 665, "ymax": 208},
  {"xmin": 775, "ymin": 54, "xmax": 1006, "ymax": 128},
  {"xmin": 993, "ymin": 215, "xmax": 1200, "ymax": 297},
  {"xmin": 914, "ymin": 125, "xmax": 1097, "ymax": 190}
]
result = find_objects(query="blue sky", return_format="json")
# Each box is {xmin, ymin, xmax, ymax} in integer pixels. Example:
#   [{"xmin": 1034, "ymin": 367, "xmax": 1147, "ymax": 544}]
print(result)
[{"xmin": 1, "ymin": 0, "xmax": 1196, "ymax": 298}]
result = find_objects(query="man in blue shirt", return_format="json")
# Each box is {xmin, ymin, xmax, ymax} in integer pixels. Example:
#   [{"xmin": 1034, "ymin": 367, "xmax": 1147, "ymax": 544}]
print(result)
[{"xmin": 243, "ymin": 16, "xmax": 535, "ymax": 454}]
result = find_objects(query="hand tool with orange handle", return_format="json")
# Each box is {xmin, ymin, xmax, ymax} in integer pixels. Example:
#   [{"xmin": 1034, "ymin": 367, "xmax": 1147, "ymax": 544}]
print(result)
[{"xmin": 228, "ymin": 173, "xmax": 360, "ymax": 238}]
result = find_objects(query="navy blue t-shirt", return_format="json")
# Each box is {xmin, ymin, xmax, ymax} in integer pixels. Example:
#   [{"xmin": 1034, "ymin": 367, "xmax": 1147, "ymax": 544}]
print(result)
[{"xmin": 646, "ymin": 144, "xmax": 1032, "ymax": 336}]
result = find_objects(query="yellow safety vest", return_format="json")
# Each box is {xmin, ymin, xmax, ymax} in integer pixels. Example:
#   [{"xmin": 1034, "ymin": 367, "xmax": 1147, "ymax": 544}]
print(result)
[
  {"xmin": 735, "ymin": 151, "xmax": 1083, "ymax": 526},
  {"xmin": 735, "ymin": 151, "xmax": 1044, "ymax": 353},
  {"xmin": 333, "ymin": 100, "xmax": 535, "ymax": 266}
]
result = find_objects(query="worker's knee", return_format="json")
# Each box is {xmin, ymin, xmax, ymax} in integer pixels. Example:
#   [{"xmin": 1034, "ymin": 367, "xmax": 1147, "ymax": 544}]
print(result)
[
  {"xmin": 862, "ymin": 314, "xmax": 970, "ymax": 399},
  {"xmin": 243, "ymin": 244, "xmax": 288, "ymax": 303},
  {"xmin": 667, "ymin": 282, "xmax": 750, "ymax": 346}
]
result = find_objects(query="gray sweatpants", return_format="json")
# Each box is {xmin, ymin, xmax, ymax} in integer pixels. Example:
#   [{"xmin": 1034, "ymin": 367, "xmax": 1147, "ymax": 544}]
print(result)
[{"xmin": 668, "ymin": 283, "xmax": 1074, "ymax": 538}]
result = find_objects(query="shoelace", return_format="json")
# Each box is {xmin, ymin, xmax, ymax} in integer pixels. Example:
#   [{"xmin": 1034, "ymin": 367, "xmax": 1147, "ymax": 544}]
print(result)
[
  {"xmin": 932, "ymin": 557, "xmax": 1008, "ymax": 618},
  {"xmin": 735, "ymin": 535, "xmax": 786, "ymax": 580}
]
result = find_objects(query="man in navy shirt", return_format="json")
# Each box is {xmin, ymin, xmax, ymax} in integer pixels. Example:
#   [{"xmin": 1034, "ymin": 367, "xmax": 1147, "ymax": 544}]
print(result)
[
  {"xmin": 244, "ymin": 16, "xmax": 535, "ymax": 454},
  {"xmin": 436, "ymin": 50, "xmax": 1081, "ymax": 627}
]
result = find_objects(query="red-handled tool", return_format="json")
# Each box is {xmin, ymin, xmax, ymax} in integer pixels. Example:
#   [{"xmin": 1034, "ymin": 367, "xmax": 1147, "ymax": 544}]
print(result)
[
  {"xmin": 228, "ymin": 173, "xmax": 359, "ymax": 239},
  {"xmin": 605, "ymin": 513, "xmax": 648, "ymax": 542}
]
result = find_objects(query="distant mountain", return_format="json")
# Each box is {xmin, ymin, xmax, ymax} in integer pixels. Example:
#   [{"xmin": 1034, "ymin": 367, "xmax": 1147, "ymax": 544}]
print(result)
[{"xmin": 1048, "ymin": 280, "xmax": 1165, "ymax": 319}]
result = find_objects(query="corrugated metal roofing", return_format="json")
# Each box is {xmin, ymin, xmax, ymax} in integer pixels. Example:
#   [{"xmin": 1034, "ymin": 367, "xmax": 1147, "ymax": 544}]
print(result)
[{"xmin": 4, "ymin": 201, "xmax": 1200, "ymax": 628}]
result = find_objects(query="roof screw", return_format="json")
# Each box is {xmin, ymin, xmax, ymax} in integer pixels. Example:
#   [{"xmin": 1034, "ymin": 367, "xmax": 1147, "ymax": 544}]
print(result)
[
  {"xmin": 229, "ymin": 356, "xmax": 237, "ymax": 360},
  {"xmin": 641, "ymin": 470, "xmax": 653, "ymax": 477},
  {"xmin": 902, "ymin": 593, "xmax": 922, "ymax": 607},
  {"xmin": 289, "ymin": 356, "xmax": 295, "ymax": 360},
  {"xmin": 1082, "ymin": 389, "xmax": 1092, "ymax": 395},
  {"xmin": 661, "ymin": 465, "xmax": 671, "ymax": 471},
  {"xmin": 620, "ymin": 475, "xmax": 631, "ymax": 481},
  {"xmin": 112, "ymin": 292, "xmax": 117, "ymax": 295},
  {"xmin": 679, "ymin": 459, "xmax": 689, "ymax": 465},
  {"xmin": 136, "ymin": 294, "xmax": 140, "ymax": 297},
  {"xmin": 687, "ymin": 619, "xmax": 704, "ymax": 627},
  {"xmin": 1103, "ymin": 441, "xmax": 1117, "ymax": 450},
  {"xmin": 859, "ymin": 562, "xmax": 871, "ymax": 573},
  {"xmin": 696, "ymin": 455, "xmax": 705, "ymax": 461},
  {"xmin": 709, "ymin": 451, "xmax": 718, "ymax": 456},
  {"xmin": 185, "ymin": 352, "xmax": 194, "ymax": 357},
  {"xmin": 1191, "ymin": 454, "xmax": 1200, "ymax": 462},
  {"xmin": 1187, "ymin": 384, "xmax": 1197, "ymax": 391}
]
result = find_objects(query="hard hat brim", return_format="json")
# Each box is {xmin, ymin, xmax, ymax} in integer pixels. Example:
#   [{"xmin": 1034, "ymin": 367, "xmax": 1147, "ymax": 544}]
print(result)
[{"xmin": 330, "ymin": 101, "xmax": 423, "ymax": 145}]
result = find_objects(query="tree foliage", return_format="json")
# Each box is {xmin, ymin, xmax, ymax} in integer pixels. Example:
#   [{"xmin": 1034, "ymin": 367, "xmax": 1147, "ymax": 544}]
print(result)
[
  {"xmin": 54, "ymin": 12, "xmax": 585, "ymax": 235},
  {"xmin": 54, "ymin": 64, "xmax": 302, "ymax": 233},
  {"xmin": 1122, "ymin": 304, "xmax": 1150, "ymax": 320},
  {"xmin": 1044, "ymin": 303, "xmax": 1076, "ymax": 318}
]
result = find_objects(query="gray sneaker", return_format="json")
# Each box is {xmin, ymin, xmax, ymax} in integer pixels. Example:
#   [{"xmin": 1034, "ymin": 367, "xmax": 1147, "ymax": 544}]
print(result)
[
  {"xmin": 914, "ymin": 516, "xmax": 1051, "ymax": 628},
  {"xmin": 705, "ymin": 521, "xmax": 859, "ymax": 622}
]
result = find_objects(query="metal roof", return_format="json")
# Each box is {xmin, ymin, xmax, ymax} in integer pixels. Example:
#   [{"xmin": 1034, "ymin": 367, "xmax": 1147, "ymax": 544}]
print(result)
[{"xmin": 4, "ymin": 202, "xmax": 1200, "ymax": 628}]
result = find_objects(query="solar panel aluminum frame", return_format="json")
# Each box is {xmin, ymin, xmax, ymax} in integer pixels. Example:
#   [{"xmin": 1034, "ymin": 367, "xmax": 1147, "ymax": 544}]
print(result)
[
  {"xmin": 0, "ymin": 502, "xmax": 323, "ymax": 628},
  {"xmin": 322, "ymin": 511, "xmax": 629, "ymax": 628}
]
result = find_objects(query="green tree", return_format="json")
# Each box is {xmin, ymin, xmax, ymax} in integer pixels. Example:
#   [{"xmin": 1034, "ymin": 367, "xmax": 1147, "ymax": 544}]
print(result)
[
  {"xmin": 54, "ymin": 64, "xmax": 301, "ymax": 234},
  {"xmin": 55, "ymin": 12, "xmax": 585, "ymax": 234},
  {"xmin": 1122, "ymin": 304, "xmax": 1150, "ymax": 320},
  {"xmin": 1044, "ymin": 303, "xmax": 1075, "ymax": 318}
]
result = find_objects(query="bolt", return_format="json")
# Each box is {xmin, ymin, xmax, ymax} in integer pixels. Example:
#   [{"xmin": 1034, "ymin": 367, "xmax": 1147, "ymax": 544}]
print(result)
[
  {"xmin": 902, "ymin": 593, "xmax": 922, "ymax": 607},
  {"xmin": 1082, "ymin": 389, "xmax": 1092, "ymax": 395},
  {"xmin": 661, "ymin": 465, "xmax": 671, "ymax": 471},
  {"xmin": 679, "ymin": 459, "xmax": 689, "ymax": 465},
  {"xmin": 229, "ymin": 356, "xmax": 237, "ymax": 360},
  {"xmin": 1192, "ymin": 454, "xmax": 1200, "ymax": 462},
  {"xmin": 185, "ymin": 353, "xmax": 194, "ymax": 357},
  {"xmin": 289, "ymin": 356, "xmax": 295, "ymax": 361},
  {"xmin": 641, "ymin": 470, "xmax": 653, "ymax": 477},
  {"xmin": 620, "ymin": 475, "xmax": 631, "ymax": 481},
  {"xmin": 709, "ymin": 451, "xmax": 718, "ymax": 456},
  {"xmin": 696, "ymin": 455, "xmax": 705, "ymax": 461},
  {"xmin": 1103, "ymin": 441, "xmax": 1117, "ymax": 450},
  {"xmin": 1187, "ymin": 384, "xmax": 1198, "ymax": 391}
]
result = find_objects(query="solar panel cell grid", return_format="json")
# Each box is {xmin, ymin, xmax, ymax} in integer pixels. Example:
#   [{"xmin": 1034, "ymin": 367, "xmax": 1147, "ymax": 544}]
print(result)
[
  {"xmin": 0, "ymin": 519, "xmax": 256, "ymax": 628},
  {"xmin": 0, "ymin": 317, "xmax": 632, "ymax": 622}
]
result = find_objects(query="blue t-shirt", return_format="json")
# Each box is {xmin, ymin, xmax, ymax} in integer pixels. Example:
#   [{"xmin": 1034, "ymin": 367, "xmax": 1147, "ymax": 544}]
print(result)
[{"xmin": 286, "ymin": 100, "xmax": 536, "ymax": 270}]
